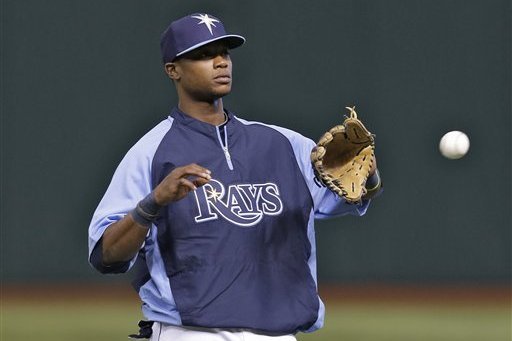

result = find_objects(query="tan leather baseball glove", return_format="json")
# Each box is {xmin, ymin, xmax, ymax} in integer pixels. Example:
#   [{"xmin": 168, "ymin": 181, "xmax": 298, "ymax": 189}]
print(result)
[{"xmin": 311, "ymin": 106, "xmax": 375, "ymax": 204}]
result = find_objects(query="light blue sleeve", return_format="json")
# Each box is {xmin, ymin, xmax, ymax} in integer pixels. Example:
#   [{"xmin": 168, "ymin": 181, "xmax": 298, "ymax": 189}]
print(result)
[
  {"xmin": 264, "ymin": 124, "xmax": 370, "ymax": 219},
  {"xmin": 87, "ymin": 118, "xmax": 173, "ymax": 271}
]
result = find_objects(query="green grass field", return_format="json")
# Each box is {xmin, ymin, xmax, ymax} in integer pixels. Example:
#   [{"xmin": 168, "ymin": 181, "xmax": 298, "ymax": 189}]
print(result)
[
  {"xmin": 299, "ymin": 303, "xmax": 510, "ymax": 341},
  {"xmin": 2, "ymin": 299, "xmax": 509, "ymax": 341}
]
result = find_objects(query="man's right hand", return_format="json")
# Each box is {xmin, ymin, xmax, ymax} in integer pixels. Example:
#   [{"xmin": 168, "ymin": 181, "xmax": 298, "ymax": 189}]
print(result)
[
  {"xmin": 153, "ymin": 163, "xmax": 211, "ymax": 205},
  {"xmin": 101, "ymin": 164, "xmax": 211, "ymax": 265}
]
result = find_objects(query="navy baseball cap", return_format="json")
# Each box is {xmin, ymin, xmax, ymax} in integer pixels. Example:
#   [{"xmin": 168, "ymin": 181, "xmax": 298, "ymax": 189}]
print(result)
[{"xmin": 160, "ymin": 13, "xmax": 245, "ymax": 63}]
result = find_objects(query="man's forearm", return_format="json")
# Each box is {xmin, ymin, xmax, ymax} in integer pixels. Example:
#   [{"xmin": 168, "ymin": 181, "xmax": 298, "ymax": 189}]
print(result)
[
  {"xmin": 99, "ymin": 165, "xmax": 211, "ymax": 266},
  {"xmin": 101, "ymin": 214, "xmax": 149, "ymax": 265}
]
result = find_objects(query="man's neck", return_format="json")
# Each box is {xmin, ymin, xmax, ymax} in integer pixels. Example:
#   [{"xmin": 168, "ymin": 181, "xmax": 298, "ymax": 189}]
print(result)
[{"xmin": 178, "ymin": 99, "xmax": 225, "ymax": 126}]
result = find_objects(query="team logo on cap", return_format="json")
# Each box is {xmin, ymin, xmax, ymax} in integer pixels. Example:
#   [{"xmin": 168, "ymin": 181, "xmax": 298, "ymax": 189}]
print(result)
[{"xmin": 191, "ymin": 14, "xmax": 220, "ymax": 35}]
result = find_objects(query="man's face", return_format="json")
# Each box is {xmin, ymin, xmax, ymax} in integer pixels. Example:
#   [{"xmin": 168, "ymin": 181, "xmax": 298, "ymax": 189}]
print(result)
[{"xmin": 169, "ymin": 41, "xmax": 233, "ymax": 102}]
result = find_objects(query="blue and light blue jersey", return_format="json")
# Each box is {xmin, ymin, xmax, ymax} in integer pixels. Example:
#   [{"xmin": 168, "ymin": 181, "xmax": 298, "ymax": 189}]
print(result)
[{"xmin": 88, "ymin": 108, "xmax": 369, "ymax": 335}]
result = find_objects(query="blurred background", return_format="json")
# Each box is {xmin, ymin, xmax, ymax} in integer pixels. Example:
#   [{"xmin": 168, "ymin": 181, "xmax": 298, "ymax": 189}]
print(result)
[{"xmin": 1, "ymin": 0, "xmax": 510, "ymax": 340}]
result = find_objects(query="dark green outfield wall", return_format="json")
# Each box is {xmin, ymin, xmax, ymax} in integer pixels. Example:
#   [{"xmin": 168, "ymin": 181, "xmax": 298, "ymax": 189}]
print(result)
[{"xmin": 1, "ymin": 0, "xmax": 510, "ymax": 283}]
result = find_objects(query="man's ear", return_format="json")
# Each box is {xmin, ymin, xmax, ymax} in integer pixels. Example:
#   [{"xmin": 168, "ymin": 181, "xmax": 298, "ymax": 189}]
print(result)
[{"xmin": 164, "ymin": 62, "xmax": 180, "ymax": 80}]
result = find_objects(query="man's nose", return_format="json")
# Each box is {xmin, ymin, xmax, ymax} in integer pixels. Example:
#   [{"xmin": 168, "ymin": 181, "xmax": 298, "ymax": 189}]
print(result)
[{"xmin": 213, "ymin": 55, "xmax": 229, "ymax": 68}]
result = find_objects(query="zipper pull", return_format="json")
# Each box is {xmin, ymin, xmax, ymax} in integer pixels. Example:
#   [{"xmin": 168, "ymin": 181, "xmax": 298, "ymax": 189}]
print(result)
[
  {"xmin": 223, "ymin": 147, "xmax": 231, "ymax": 160},
  {"xmin": 223, "ymin": 146, "xmax": 234, "ymax": 170}
]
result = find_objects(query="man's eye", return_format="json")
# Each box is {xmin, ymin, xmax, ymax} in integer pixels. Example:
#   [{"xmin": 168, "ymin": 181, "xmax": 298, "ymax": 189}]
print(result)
[
  {"xmin": 201, "ymin": 51, "xmax": 217, "ymax": 59},
  {"xmin": 191, "ymin": 49, "xmax": 229, "ymax": 60}
]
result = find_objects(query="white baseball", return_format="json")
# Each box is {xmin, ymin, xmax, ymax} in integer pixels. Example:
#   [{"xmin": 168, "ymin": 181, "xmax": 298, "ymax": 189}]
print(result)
[{"xmin": 439, "ymin": 131, "xmax": 470, "ymax": 159}]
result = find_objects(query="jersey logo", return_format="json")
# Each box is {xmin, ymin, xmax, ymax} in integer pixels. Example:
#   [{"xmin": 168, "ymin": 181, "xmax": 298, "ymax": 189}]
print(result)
[{"xmin": 193, "ymin": 179, "xmax": 283, "ymax": 227}]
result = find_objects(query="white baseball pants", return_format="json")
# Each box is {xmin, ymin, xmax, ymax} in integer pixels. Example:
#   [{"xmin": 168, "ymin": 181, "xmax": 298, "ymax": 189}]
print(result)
[{"xmin": 149, "ymin": 323, "xmax": 297, "ymax": 341}]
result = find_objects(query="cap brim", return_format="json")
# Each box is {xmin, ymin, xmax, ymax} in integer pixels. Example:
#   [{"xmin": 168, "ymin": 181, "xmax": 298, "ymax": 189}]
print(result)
[{"xmin": 175, "ymin": 34, "xmax": 245, "ymax": 59}]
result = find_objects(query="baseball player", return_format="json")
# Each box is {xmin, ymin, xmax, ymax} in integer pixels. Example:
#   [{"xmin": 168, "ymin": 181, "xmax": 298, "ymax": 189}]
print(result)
[{"xmin": 88, "ymin": 13, "xmax": 382, "ymax": 341}]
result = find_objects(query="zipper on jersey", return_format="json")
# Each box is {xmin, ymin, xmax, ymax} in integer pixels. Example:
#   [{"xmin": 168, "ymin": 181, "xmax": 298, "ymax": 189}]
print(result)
[{"xmin": 216, "ymin": 125, "xmax": 234, "ymax": 170}]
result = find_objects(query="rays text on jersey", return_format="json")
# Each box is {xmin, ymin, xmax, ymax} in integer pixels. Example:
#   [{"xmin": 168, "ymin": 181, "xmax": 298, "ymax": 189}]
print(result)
[{"xmin": 193, "ymin": 179, "xmax": 283, "ymax": 227}]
